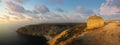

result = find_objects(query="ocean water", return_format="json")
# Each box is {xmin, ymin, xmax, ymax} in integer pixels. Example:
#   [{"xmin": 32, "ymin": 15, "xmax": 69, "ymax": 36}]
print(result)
[{"xmin": 0, "ymin": 22, "xmax": 48, "ymax": 45}]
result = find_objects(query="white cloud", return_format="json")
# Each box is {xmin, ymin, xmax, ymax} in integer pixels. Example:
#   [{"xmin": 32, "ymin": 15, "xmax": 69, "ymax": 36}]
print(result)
[
  {"xmin": 99, "ymin": 0, "xmax": 120, "ymax": 15},
  {"xmin": 13, "ymin": 0, "xmax": 28, "ymax": 3},
  {"xmin": 56, "ymin": 8, "xmax": 64, "ymax": 12},
  {"xmin": 48, "ymin": 0, "xmax": 63, "ymax": 3},
  {"xmin": 5, "ymin": 1, "xmax": 25, "ymax": 13},
  {"xmin": 34, "ymin": 4, "xmax": 50, "ymax": 13},
  {"xmin": 2, "ymin": 0, "xmax": 95, "ymax": 22},
  {"xmin": 76, "ymin": 6, "xmax": 93, "ymax": 15}
]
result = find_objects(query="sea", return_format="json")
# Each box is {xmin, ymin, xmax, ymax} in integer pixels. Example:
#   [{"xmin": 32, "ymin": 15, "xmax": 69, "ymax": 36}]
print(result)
[{"xmin": 0, "ymin": 22, "xmax": 48, "ymax": 45}]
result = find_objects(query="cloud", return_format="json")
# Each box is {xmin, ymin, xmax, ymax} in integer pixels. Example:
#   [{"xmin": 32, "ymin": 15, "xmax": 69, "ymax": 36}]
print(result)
[
  {"xmin": 99, "ymin": 0, "xmax": 120, "ymax": 15},
  {"xmin": 0, "ymin": 15, "xmax": 11, "ymax": 22},
  {"xmin": 8, "ymin": 12, "xmax": 25, "ymax": 18},
  {"xmin": 76, "ymin": 6, "xmax": 93, "ymax": 15},
  {"xmin": 48, "ymin": 0, "xmax": 63, "ymax": 3},
  {"xmin": 5, "ymin": 1, "xmax": 25, "ymax": 13},
  {"xmin": 14, "ymin": 0, "xmax": 24, "ymax": 3},
  {"xmin": 13, "ymin": 0, "xmax": 29, "ymax": 3},
  {"xmin": 40, "ymin": 13, "xmax": 86, "ymax": 23},
  {"xmin": 56, "ymin": 8, "xmax": 64, "ymax": 12},
  {"xmin": 34, "ymin": 5, "xmax": 50, "ymax": 14},
  {"xmin": 3, "ymin": 15, "xmax": 11, "ymax": 20},
  {"xmin": 101, "ymin": 14, "xmax": 120, "ymax": 20},
  {"xmin": 49, "ymin": 0, "xmax": 63, "ymax": 2},
  {"xmin": 4, "ymin": 1, "xmax": 88, "ymax": 22},
  {"xmin": 5, "ymin": 1, "xmax": 41, "ymax": 19},
  {"xmin": 64, "ymin": 13, "xmax": 86, "ymax": 22}
]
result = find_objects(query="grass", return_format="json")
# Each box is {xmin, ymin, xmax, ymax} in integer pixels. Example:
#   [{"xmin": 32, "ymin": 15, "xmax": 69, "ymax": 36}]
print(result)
[{"xmin": 54, "ymin": 23, "xmax": 86, "ymax": 45}]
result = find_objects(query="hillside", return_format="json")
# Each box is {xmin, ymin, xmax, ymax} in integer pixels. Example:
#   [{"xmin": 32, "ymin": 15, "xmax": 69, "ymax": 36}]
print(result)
[
  {"xmin": 49, "ymin": 23, "xmax": 86, "ymax": 45},
  {"xmin": 49, "ymin": 20, "xmax": 120, "ymax": 45},
  {"xmin": 17, "ymin": 20, "xmax": 120, "ymax": 45},
  {"xmin": 17, "ymin": 23, "xmax": 85, "ymax": 40}
]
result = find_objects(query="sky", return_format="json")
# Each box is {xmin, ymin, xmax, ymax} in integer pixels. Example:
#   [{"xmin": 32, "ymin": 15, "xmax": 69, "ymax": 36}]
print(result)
[{"xmin": 0, "ymin": 0, "xmax": 120, "ymax": 23}]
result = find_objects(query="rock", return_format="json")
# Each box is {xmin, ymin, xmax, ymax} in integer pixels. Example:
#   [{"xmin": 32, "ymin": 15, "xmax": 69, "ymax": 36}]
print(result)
[
  {"xmin": 17, "ymin": 20, "xmax": 120, "ymax": 45},
  {"xmin": 49, "ymin": 23, "xmax": 86, "ymax": 45},
  {"xmin": 68, "ymin": 23, "xmax": 120, "ymax": 45},
  {"xmin": 49, "ymin": 20, "xmax": 120, "ymax": 45},
  {"xmin": 17, "ymin": 23, "xmax": 79, "ymax": 40}
]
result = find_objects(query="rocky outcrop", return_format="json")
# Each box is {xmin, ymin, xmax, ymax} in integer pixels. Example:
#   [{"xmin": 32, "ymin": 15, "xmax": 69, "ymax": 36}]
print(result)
[
  {"xmin": 17, "ymin": 20, "xmax": 120, "ymax": 45},
  {"xmin": 17, "ymin": 23, "xmax": 80, "ymax": 40},
  {"xmin": 49, "ymin": 23, "xmax": 86, "ymax": 45},
  {"xmin": 49, "ymin": 20, "xmax": 120, "ymax": 45}
]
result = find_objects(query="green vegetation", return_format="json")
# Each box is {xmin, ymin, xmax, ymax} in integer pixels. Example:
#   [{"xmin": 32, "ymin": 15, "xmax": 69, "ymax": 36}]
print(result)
[{"xmin": 55, "ymin": 23, "xmax": 86, "ymax": 45}]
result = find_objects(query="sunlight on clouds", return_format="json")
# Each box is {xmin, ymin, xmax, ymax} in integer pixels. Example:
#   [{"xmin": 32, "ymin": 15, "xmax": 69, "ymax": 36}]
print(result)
[
  {"xmin": 0, "ymin": 0, "xmax": 119, "ymax": 23},
  {"xmin": 99, "ymin": 0, "xmax": 120, "ymax": 15}
]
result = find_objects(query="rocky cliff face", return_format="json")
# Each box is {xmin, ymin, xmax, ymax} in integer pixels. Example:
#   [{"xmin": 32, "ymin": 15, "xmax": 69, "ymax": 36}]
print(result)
[
  {"xmin": 17, "ymin": 20, "xmax": 120, "ymax": 45},
  {"xmin": 49, "ymin": 20, "xmax": 120, "ymax": 45},
  {"xmin": 17, "ymin": 23, "xmax": 81, "ymax": 40},
  {"xmin": 49, "ymin": 23, "xmax": 86, "ymax": 45}
]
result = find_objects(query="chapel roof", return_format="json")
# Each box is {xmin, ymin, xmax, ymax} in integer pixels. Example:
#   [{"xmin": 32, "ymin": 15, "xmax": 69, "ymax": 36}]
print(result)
[{"xmin": 88, "ymin": 14, "xmax": 103, "ymax": 20}]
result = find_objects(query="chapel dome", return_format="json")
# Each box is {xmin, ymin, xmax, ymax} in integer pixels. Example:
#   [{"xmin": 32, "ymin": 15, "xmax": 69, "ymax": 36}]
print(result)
[
  {"xmin": 87, "ymin": 14, "xmax": 103, "ymax": 20},
  {"xmin": 87, "ymin": 14, "xmax": 104, "ymax": 29}
]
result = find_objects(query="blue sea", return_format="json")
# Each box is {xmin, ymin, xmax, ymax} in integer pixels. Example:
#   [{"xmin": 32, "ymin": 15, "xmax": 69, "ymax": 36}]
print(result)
[{"xmin": 0, "ymin": 22, "xmax": 47, "ymax": 45}]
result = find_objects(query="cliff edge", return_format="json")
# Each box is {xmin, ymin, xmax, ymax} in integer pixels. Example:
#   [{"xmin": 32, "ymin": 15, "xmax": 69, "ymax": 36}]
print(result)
[
  {"xmin": 17, "ymin": 20, "xmax": 120, "ymax": 45},
  {"xmin": 16, "ymin": 23, "xmax": 81, "ymax": 40},
  {"xmin": 49, "ymin": 20, "xmax": 120, "ymax": 45}
]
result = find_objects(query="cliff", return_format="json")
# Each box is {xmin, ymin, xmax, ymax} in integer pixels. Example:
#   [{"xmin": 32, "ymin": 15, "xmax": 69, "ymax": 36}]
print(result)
[
  {"xmin": 49, "ymin": 23, "xmax": 86, "ymax": 45},
  {"xmin": 49, "ymin": 20, "xmax": 120, "ymax": 45},
  {"xmin": 17, "ymin": 20, "xmax": 120, "ymax": 45},
  {"xmin": 17, "ymin": 23, "xmax": 82, "ymax": 40}
]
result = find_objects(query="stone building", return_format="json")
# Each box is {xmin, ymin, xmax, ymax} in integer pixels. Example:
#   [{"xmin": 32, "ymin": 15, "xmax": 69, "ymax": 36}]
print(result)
[{"xmin": 87, "ymin": 14, "xmax": 104, "ymax": 29}]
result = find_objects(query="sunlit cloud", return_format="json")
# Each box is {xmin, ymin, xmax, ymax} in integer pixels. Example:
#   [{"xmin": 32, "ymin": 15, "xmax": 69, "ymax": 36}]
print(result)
[
  {"xmin": 5, "ymin": 1, "xmax": 25, "ymax": 13},
  {"xmin": 34, "ymin": 4, "xmax": 50, "ymax": 14},
  {"xmin": 76, "ymin": 6, "xmax": 93, "ymax": 15},
  {"xmin": 0, "ymin": 0, "xmax": 119, "ymax": 23},
  {"xmin": 56, "ymin": 8, "xmax": 64, "ymax": 12},
  {"xmin": 13, "ymin": 0, "xmax": 29, "ymax": 3},
  {"xmin": 48, "ymin": 0, "xmax": 63, "ymax": 4},
  {"xmin": 99, "ymin": 0, "xmax": 120, "ymax": 15}
]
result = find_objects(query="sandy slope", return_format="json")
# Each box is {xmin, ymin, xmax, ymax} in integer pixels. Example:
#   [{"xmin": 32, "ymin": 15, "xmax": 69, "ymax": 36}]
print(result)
[
  {"xmin": 50, "ymin": 20, "xmax": 120, "ymax": 45},
  {"xmin": 74, "ymin": 22, "xmax": 120, "ymax": 45}
]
